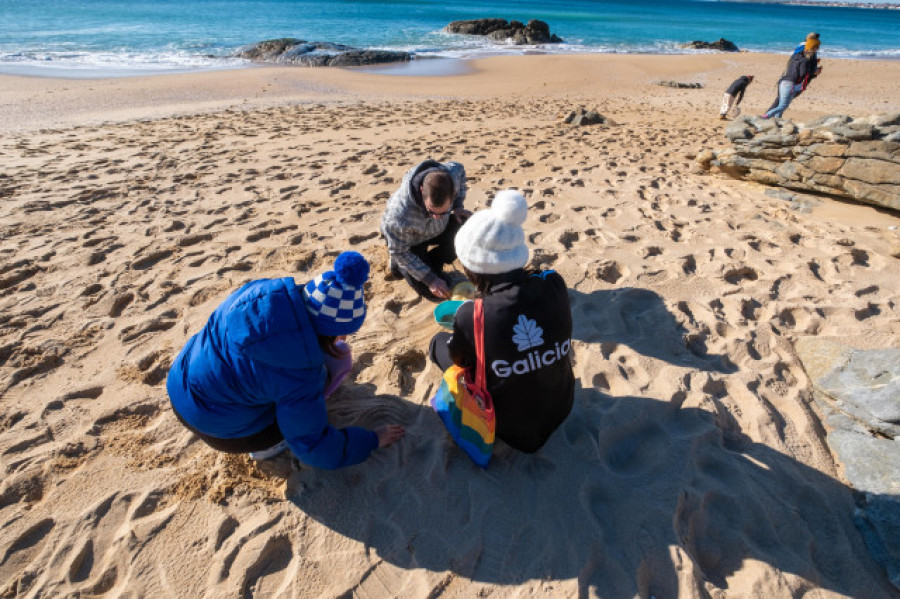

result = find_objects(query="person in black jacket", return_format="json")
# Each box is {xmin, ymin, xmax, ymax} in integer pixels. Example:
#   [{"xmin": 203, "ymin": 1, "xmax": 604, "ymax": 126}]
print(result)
[
  {"xmin": 720, "ymin": 75, "xmax": 754, "ymax": 120},
  {"xmin": 428, "ymin": 190, "xmax": 575, "ymax": 453},
  {"xmin": 763, "ymin": 39, "xmax": 822, "ymax": 119},
  {"xmin": 764, "ymin": 34, "xmax": 821, "ymax": 114}
]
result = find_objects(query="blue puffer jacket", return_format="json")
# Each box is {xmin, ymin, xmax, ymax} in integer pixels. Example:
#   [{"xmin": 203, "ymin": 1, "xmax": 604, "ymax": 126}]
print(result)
[{"xmin": 166, "ymin": 277, "xmax": 378, "ymax": 469}]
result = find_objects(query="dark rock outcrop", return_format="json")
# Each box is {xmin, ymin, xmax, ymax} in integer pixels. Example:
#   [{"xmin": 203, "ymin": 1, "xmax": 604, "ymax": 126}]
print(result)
[
  {"xmin": 563, "ymin": 107, "xmax": 616, "ymax": 127},
  {"xmin": 444, "ymin": 19, "xmax": 563, "ymax": 44},
  {"xmin": 795, "ymin": 338, "xmax": 900, "ymax": 590},
  {"xmin": 703, "ymin": 114, "xmax": 900, "ymax": 213},
  {"xmin": 239, "ymin": 38, "xmax": 410, "ymax": 67},
  {"xmin": 683, "ymin": 38, "xmax": 740, "ymax": 52}
]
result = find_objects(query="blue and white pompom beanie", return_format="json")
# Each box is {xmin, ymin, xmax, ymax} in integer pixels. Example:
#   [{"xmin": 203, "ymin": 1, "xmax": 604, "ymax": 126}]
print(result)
[{"xmin": 302, "ymin": 251, "xmax": 370, "ymax": 336}]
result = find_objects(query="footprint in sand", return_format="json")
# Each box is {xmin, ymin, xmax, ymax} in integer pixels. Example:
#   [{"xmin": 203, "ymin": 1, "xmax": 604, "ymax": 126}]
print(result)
[
  {"xmin": 854, "ymin": 303, "xmax": 881, "ymax": 321},
  {"xmin": 807, "ymin": 260, "xmax": 824, "ymax": 281},
  {"xmin": 236, "ymin": 535, "xmax": 296, "ymax": 596},
  {"xmin": 602, "ymin": 420, "xmax": 672, "ymax": 476},
  {"xmin": 4, "ymin": 345, "xmax": 66, "ymax": 393},
  {"xmin": 0, "ymin": 261, "xmax": 42, "ymax": 291},
  {"xmin": 117, "ymin": 311, "xmax": 178, "ymax": 344},
  {"xmin": 177, "ymin": 232, "xmax": 213, "ymax": 248},
  {"xmin": 53, "ymin": 491, "xmax": 177, "ymax": 596},
  {"xmin": 130, "ymin": 249, "xmax": 174, "ymax": 271},
  {"xmin": 558, "ymin": 231, "xmax": 579, "ymax": 250},
  {"xmin": 723, "ymin": 266, "xmax": 758, "ymax": 285},
  {"xmin": 833, "ymin": 248, "xmax": 870, "ymax": 268},
  {"xmin": 348, "ymin": 232, "xmax": 378, "ymax": 245},
  {"xmin": 386, "ymin": 347, "xmax": 426, "ymax": 396},
  {"xmin": 528, "ymin": 249, "xmax": 558, "ymax": 269},
  {"xmin": 207, "ymin": 510, "xmax": 292, "ymax": 594},
  {"xmin": 540, "ymin": 213, "xmax": 561, "ymax": 224},
  {"xmin": 587, "ymin": 260, "xmax": 631, "ymax": 285},
  {"xmin": 740, "ymin": 298, "xmax": 763, "ymax": 321},
  {"xmin": 117, "ymin": 351, "xmax": 170, "ymax": 386},
  {"xmin": 0, "ymin": 518, "xmax": 56, "ymax": 592}
]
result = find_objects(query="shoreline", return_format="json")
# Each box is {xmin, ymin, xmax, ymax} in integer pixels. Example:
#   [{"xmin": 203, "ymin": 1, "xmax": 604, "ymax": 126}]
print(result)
[{"xmin": 2, "ymin": 45, "xmax": 899, "ymax": 82}]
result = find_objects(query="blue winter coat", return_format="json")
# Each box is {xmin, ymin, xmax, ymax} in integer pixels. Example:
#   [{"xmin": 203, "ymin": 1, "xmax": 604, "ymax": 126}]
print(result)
[{"xmin": 166, "ymin": 277, "xmax": 378, "ymax": 469}]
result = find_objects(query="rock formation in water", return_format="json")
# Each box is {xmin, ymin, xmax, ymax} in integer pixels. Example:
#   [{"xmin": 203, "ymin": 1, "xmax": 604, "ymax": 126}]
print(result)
[
  {"xmin": 683, "ymin": 38, "xmax": 740, "ymax": 52},
  {"xmin": 239, "ymin": 39, "xmax": 410, "ymax": 67},
  {"xmin": 444, "ymin": 19, "xmax": 563, "ymax": 45}
]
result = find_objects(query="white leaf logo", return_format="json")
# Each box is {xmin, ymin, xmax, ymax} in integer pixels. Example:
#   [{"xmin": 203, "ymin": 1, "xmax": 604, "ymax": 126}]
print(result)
[{"xmin": 511, "ymin": 314, "xmax": 544, "ymax": 351}]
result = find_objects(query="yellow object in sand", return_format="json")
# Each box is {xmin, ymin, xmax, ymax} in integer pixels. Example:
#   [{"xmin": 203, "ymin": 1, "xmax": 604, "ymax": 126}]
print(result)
[{"xmin": 451, "ymin": 281, "xmax": 476, "ymax": 301}]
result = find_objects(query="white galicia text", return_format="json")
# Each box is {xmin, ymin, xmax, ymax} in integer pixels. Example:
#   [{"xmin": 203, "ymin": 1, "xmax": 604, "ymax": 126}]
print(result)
[{"xmin": 491, "ymin": 339, "xmax": 571, "ymax": 377}]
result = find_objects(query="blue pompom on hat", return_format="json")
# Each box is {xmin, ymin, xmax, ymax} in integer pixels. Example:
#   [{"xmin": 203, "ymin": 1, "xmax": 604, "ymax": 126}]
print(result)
[{"xmin": 303, "ymin": 251, "xmax": 370, "ymax": 336}]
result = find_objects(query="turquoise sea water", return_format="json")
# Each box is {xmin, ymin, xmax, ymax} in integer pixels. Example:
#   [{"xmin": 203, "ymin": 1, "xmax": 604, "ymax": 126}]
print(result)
[{"xmin": 1, "ymin": 0, "xmax": 899, "ymax": 76}]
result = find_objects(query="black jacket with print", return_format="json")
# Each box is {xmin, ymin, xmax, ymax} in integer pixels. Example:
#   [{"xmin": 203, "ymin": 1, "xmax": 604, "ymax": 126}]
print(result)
[{"xmin": 448, "ymin": 269, "xmax": 574, "ymax": 453}]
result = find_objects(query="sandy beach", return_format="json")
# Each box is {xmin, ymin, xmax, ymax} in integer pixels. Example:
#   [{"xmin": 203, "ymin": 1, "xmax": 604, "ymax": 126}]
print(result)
[{"xmin": 1, "ymin": 53, "xmax": 899, "ymax": 597}]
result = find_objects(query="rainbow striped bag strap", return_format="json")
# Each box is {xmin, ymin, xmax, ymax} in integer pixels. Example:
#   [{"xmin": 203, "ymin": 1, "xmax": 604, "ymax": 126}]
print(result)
[{"xmin": 430, "ymin": 298, "xmax": 496, "ymax": 467}]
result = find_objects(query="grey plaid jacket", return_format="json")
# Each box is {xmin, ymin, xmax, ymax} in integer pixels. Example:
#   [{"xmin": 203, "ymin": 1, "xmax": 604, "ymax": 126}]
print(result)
[{"xmin": 380, "ymin": 160, "xmax": 467, "ymax": 284}]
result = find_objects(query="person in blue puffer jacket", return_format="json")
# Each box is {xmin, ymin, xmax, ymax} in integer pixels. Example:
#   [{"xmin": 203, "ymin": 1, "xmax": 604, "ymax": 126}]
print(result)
[{"xmin": 167, "ymin": 251, "xmax": 404, "ymax": 469}]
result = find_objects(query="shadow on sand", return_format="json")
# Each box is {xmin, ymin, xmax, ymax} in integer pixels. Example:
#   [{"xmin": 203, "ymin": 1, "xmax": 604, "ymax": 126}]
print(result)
[
  {"xmin": 277, "ymin": 284, "xmax": 891, "ymax": 596},
  {"xmin": 285, "ymin": 381, "xmax": 891, "ymax": 597},
  {"xmin": 567, "ymin": 286, "xmax": 736, "ymax": 374}
]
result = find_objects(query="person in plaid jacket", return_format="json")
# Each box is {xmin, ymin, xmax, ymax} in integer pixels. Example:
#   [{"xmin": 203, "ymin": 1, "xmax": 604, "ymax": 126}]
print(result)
[
  {"xmin": 166, "ymin": 252, "xmax": 404, "ymax": 469},
  {"xmin": 381, "ymin": 159, "xmax": 471, "ymax": 300}
]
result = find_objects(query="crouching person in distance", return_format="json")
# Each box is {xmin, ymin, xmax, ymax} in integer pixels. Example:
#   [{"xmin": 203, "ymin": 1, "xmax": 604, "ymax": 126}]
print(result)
[
  {"xmin": 428, "ymin": 190, "xmax": 575, "ymax": 453},
  {"xmin": 167, "ymin": 251, "xmax": 404, "ymax": 469}
]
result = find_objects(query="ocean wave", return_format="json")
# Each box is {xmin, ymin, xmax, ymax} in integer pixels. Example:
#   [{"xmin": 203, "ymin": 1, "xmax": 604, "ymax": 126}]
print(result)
[
  {"xmin": 411, "ymin": 41, "xmax": 900, "ymax": 59},
  {"xmin": 2, "ymin": 41, "xmax": 898, "ymax": 78},
  {"xmin": 0, "ymin": 49, "xmax": 247, "ymax": 77}
]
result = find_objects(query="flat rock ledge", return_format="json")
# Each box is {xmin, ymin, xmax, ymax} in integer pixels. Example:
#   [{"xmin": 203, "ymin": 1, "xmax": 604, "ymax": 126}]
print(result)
[
  {"xmin": 700, "ymin": 113, "xmax": 900, "ymax": 213},
  {"xmin": 444, "ymin": 19, "xmax": 563, "ymax": 45},
  {"xmin": 795, "ymin": 337, "xmax": 900, "ymax": 589},
  {"xmin": 658, "ymin": 80, "xmax": 703, "ymax": 89},
  {"xmin": 238, "ymin": 38, "xmax": 410, "ymax": 67}
]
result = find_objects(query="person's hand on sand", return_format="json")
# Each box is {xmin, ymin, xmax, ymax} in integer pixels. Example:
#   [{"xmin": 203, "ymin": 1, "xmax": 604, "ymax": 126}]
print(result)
[
  {"xmin": 429, "ymin": 278, "xmax": 450, "ymax": 299},
  {"xmin": 452, "ymin": 208, "xmax": 472, "ymax": 224},
  {"xmin": 375, "ymin": 424, "xmax": 405, "ymax": 447}
]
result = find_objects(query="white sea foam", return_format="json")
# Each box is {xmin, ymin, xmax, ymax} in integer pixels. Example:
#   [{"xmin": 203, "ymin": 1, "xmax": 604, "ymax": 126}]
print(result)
[
  {"xmin": 0, "ymin": 49, "xmax": 247, "ymax": 78},
  {"xmin": 2, "ymin": 39, "xmax": 897, "ymax": 79}
]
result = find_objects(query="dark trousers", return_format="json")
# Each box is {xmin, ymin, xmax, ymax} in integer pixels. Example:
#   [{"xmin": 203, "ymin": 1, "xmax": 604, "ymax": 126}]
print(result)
[
  {"xmin": 401, "ymin": 218, "xmax": 462, "ymax": 300},
  {"xmin": 171, "ymin": 403, "xmax": 283, "ymax": 453}
]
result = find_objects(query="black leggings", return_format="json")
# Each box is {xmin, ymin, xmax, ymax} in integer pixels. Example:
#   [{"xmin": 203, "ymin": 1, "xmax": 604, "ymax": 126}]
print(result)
[{"xmin": 171, "ymin": 403, "xmax": 284, "ymax": 453}]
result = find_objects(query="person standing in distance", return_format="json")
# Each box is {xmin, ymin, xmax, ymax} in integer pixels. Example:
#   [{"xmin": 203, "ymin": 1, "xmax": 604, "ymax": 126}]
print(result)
[
  {"xmin": 762, "ymin": 38, "xmax": 822, "ymax": 120},
  {"xmin": 764, "ymin": 34, "xmax": 822, "ymax": 116}
]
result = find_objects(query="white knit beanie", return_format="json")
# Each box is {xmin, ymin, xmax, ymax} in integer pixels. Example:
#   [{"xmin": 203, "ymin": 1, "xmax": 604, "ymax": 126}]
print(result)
[{"xmin": 455, "ymin": 189, "xmax": 529, "ymax": 274}]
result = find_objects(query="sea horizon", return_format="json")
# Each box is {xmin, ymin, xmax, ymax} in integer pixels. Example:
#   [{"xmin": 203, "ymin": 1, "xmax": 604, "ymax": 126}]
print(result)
[{"xmin": 2, "ymin": 0, "xmax": 899, "ymax": 79}]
